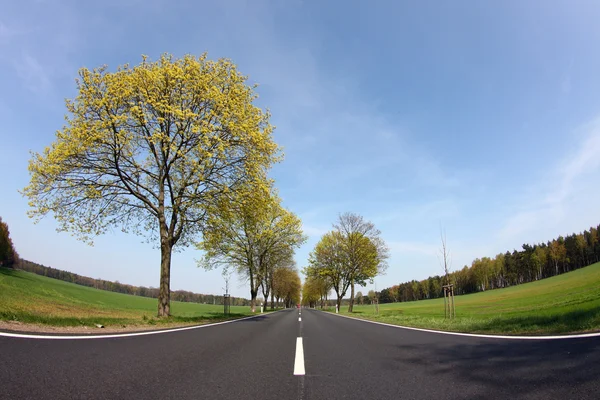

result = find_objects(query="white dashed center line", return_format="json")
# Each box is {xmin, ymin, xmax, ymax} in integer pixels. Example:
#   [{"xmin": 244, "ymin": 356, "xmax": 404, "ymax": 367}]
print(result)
[{"xmin": 294, "ymin": 337, "xmax": 305, "ymax": 375}]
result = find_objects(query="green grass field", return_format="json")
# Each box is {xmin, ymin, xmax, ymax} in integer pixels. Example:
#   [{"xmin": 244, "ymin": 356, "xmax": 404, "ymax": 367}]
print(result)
[
  {"xmin": 0, "ymin": 267, "xmax": 258, "ymax": 328},
  {"xmin": 339, "ymin": 262, "xmax": 600, "ymax": 335}
]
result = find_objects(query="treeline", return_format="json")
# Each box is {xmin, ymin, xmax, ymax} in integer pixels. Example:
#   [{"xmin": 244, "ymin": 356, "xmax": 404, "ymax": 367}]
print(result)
[
  {"xmin": 377, "ymin": 224, "xmax": 600, "ymax": 304},
  {"xmin": 0, "ymin": 217, "xmax": 19, "ymax": 268},
  {"xmin": 14, "ymin": 259, "xmax": 251, "ymax": 306}
]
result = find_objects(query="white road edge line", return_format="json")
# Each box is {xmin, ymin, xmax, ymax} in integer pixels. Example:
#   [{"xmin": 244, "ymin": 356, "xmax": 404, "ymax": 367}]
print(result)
[
  {"xmin": 322, "ymin": 310, "xmax": 600, "ymax": 340},
  {"xmin": 293, "ymin": 337, "xmax": 305, "ymax": 375},
  {"xmin": 0, "ymin": 310, "xmax": 284, "ymax": 340}
]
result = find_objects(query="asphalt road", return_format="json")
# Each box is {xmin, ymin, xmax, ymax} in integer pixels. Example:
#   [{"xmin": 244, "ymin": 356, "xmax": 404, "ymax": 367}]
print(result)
[{"xmin": 1, "ymin": 308, "xmax": 599, "ymax": 400}]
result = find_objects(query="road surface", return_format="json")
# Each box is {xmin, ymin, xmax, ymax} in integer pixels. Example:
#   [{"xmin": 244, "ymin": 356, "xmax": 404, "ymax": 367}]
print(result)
[{"xmin": 1, "ymin": 308, "xmax": 599, "ymax": 399}]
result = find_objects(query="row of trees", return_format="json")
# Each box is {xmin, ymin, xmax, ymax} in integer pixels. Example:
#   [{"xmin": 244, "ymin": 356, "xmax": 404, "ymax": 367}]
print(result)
[
  {"xmin": 303, "ymin": 213, "xmax": 389, "ymax": 311},
  {"xmin": 22, "ymin": 53, "xmax": 293, "ymax": 316},
  {"xmin": 354, "ymin": 290, "xmax": 379, "ymax": 305},
  {"xmin": 3, "ymin": 212, "xmax": 299, "ymax": 308},
  {"xmin": 198, "ymin": 184, "xmax": 306, "ymax": 311},
  {"xmin": 0, "ymin": 217, "xmax": 19, "ymax": 268},
  {"xmin": 272, "ymin": 265, "xmax": 302, "ymax": 308},
  {"xmin": 14, "ymin": 258, "xmax": 251, "ymax": 306},
  {"xmin": 377, "ymin": 224, "xmax": 600, "ymax": 303}
]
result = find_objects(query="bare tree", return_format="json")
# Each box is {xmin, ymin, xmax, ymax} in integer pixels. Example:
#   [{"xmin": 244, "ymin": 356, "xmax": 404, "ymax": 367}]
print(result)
[
  {"xmin": 439, "ymin": 228, "xmax": 452, "ymax": 285},
  {"xmin": 438, "ymin": 228, "xmax": 455, "ymax": 318}
]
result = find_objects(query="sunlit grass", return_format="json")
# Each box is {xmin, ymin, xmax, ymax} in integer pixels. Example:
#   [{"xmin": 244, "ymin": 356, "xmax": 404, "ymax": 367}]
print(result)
[
  {"xmin": 0, "ymin": 267, "xmax": 257, "ymax": 327},
  {"xmin": 339, "ymin": 262, "xmax": 600, "ymax": 335}
]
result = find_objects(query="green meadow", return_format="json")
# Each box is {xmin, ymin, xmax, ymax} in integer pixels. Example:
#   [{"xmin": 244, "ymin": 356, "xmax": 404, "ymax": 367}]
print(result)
[
  {"xmin": 0, "ymin": 267, "xmax": 256, "ymax": 328},
  {"xmin": 340, "ymin": 262, "xmax": 600, "ymax": 335}
]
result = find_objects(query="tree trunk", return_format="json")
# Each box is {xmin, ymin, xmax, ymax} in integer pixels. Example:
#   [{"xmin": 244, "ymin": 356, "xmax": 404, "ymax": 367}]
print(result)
[
  {"xmin": 261, "ymin": 286, "xmax": 269, "ymax": 312},
  {"xmin": 348, "ymin": 282, "xmax": 355, "ymax": 313},
  {"xmin": 157, "ymin": 241, "xmax": 172, "ymax": 317},
  {"xmin": 250, "ymin": 289, "xmax": 257, "ymax": 312},
  {"xmin": 270, "ymin": 291, "xmax": 275, "ymax": 310},
  {"xmin": 336, "ymin": 296, "xmax": 342, "ymax": 312}
]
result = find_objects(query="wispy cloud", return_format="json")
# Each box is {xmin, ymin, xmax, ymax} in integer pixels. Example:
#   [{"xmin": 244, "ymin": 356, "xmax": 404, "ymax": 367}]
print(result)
[
  {"xmin": 498, "ymin": 116, "xmax": 600, "ymax": 244},
  {"xmin": 372, "ymin": 198, "xmax": 461, "ymax": 226},
  {"xmin": 14, "ymin": 52, "xmax": 52, "ymax": 93},
  {"xmin": 388, "ymin": 240, "xmax": 438, "ymax": 256},
  {"xmin": 554, "ymin": 118, "xmax": 600, "ymax": 201},
  {"xmin": 0, "ymin": 5, "xmax": 82, "ymax": 96},
  {"xmin": 301, "ymin": 223, "xmax": 329, "ymax": 238},
  {"xmin": 0, "ymin": 20, "xmax": 30, "ymax": 45}
]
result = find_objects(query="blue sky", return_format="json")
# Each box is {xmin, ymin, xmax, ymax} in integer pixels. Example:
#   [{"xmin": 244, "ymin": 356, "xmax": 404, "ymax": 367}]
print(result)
[{"xmin": 2, "ymin": 0, "xmax": 600, "ymax": 298}]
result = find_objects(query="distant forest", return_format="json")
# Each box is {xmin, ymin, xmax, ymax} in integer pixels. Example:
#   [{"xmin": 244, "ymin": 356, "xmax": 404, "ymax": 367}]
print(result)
[
  {"xmin": 13, "ymin": 259, "xmax": 251, "ymax": 306},
  {"xmin": 377, "ymin": 224, "xmax": 600, "ymax": 304}
]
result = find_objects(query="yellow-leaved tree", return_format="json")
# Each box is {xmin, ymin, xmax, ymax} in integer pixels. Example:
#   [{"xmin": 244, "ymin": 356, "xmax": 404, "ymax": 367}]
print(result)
[
  {"xmin": 23, "ymin": 54, "xmax": 280, "ymax": 317},
  {"xmin": 306, "ymin": 213, "xmax": 388, "ymax": 312},
  {"xmin": 198, "ymin": 185, "xmax": 306, "ymax": 312}
]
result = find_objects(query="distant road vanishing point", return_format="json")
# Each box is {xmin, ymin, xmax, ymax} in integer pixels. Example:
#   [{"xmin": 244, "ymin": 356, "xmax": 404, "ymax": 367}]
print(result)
[{"xmin": 1, "ymin": 309, "xmax": 599, "ymax": 399}]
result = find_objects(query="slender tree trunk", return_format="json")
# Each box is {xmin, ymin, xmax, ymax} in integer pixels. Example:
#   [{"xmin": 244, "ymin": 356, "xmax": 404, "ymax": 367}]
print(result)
[
  {"xmin": 336, "ymin": 295, "xmax": 342, "ymax": 312},
  {"xmin": 250, "ymin": 289, "xmax": 258, "ymax": 312},
  {"xmin": 157, "ymin": 240, "xmax": 172, "ymax": 317},
  {"xmin": 261, "ymin": 286, "xmax": 269, "ymax": 312},
  {"xmin": 270, "ymin": 291, "xmax": 275, "ymax": 310},
  {"xmin": 348, "ymin": 282, "xmax": 355, "ymax": 313}
]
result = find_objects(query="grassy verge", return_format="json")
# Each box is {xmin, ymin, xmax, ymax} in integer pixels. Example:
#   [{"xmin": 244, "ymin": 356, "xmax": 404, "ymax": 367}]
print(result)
[
  {"xmin": 336, "ymin": 262, "xmax": 600, "ymax": 335},
  {"xmin": 0, "ymin": 267, "xmax": 259, "ymax": 328}
]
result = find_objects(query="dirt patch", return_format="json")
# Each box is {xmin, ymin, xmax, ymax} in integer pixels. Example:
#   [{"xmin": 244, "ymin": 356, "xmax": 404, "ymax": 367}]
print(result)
[
  {"xmin": 12, "ymin": 302, "xmax": 140, "ymax": 319},
  {"xmin": 0, "ymin": 320, "xmax": 207, "ymax": 335}
]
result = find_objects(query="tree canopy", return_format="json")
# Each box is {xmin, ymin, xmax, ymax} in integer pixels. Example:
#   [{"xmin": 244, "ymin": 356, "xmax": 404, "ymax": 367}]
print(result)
[
  {"xmin": 198, "ymin": 187, "xmax": 306, "ymax": 311},
  {"xmin": 0, "ymin": 217, "xmax": 19, "ymax": 268},
  {"xmin": 306, "ymin": 213, "xmax": 388, "ymax": 311},
  {"xmin": 273, "ymin": 265, "xmax": 302, "ymax": 308},
  {"xmin": 23, "ymin": 53, "xmax": 279, "ymax": 316}
]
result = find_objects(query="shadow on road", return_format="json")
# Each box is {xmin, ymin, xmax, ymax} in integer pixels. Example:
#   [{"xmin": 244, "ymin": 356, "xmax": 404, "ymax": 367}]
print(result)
[
  {"xmin": 394, "ymin": 337, "xmax": 600, "ymax": 398},
  {"xmin": 236, "ymin": 315, "xmax": 269, "ymax": 323},
  {"xmin": 0, "ymin": 267, "xmax": 32, "ymax": 281},
  {"xmin": 464, "ymin": 307, "xmax": 600, "ymax": 334}
]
